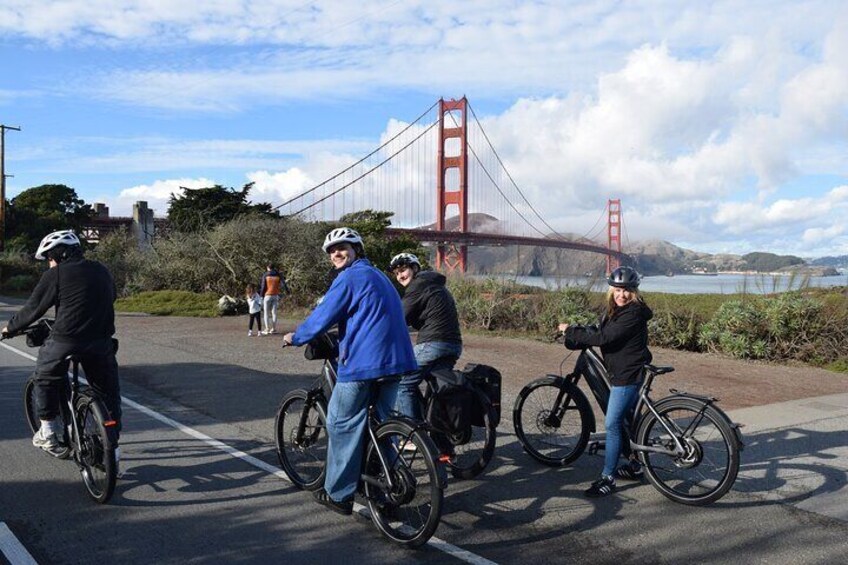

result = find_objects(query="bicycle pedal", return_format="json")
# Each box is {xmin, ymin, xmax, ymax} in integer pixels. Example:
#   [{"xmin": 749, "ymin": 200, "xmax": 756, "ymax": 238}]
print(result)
[{"xmin": 587, "ymin": 441, "xmax": 605, "ymax": 455}]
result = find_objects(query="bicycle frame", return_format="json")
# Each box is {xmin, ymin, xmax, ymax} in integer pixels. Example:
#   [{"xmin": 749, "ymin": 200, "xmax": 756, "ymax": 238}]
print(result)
[{"xmin": 557, "ymin": 347, "xmax": 714, "ymax": 459}]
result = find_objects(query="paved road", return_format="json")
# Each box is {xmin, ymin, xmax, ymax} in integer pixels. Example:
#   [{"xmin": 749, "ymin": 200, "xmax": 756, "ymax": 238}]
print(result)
[{"xmin": 1, "ymin": 303, "xmax": 847, "ymax": 564}]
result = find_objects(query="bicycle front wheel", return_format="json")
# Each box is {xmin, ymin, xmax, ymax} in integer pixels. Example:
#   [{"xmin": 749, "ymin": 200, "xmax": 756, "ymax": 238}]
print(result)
[
  {"xmin": 23, "ymin": 378, "xmax": 39, "ymax": 434},
  {"xmin": 444, "ymin": 391, "xmax": 497, "ymax": 479},
  {"xmin": 513, "ymin": 378, "xmax": 592, "ymax": 466},
  {"xmin": 275, "ymin": 389, "xmax": 328, "ymax": 491},
  {"xmin": 364, "ymin": 420, "xmax": 444, "ymax": 548},
  {"xmin": 636, "ymin": 397, "xmax": 740, "ymax": 506},
  {"xmin": 75, "ymin": 395, "xmax": 117, "ymax": 504}
]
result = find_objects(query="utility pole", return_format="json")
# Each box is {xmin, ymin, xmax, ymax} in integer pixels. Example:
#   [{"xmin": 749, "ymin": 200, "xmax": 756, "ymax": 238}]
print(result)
[{"xmin": 0, "ymin": 124, "xmax": 21, "ymax": 252}]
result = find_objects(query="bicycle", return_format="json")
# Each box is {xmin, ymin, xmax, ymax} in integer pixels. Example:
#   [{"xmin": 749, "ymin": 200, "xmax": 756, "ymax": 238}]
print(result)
[
  {"xmin": 417, "ymin": 363, "xmax": 499, "ymax": 480},
  {"xmin": 2, "ymin": 319, "xmax": 119, "ymax": 504},
  {"xmin": 274, "ymin": 333, "xmax": 446, "ymax": 547},
  {"xmin": 513, "ymin": 339, "xmax": 744, "ymax": 506}
]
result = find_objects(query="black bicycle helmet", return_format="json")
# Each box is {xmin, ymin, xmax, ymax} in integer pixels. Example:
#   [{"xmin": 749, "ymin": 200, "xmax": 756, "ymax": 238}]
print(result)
[{"xmin": 607, "ymin": 266, "xmax": 640, "ymax": 289}]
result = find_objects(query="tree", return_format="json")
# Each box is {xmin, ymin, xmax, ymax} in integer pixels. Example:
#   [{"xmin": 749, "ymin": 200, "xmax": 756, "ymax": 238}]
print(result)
[
  {"xmin": 167, "ymin": 182, "xmax": 278, "ymax": 232},
  {"xmin": 6, "ymin": 184, "xmax": 92, "ymax": 251},
  {"xmin": 339, "ymin": 209, "xmax": 428, "ymax": 273}
]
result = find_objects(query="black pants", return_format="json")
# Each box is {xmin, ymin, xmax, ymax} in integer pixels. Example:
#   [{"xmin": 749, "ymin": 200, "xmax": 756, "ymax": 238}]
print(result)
[
  {"xmin": 248, "ymin": 312, "xmax": 262, "ymax": 331},
  {"xmin": 34, "ymin": 337, "xmax": 122, "ymax": 437}
]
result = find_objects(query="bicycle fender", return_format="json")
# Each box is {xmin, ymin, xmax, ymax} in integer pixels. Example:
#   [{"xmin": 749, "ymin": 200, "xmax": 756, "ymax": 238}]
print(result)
[{"xmin": 665, "ymin": 389, "xmax": 719, "ymax": 404}]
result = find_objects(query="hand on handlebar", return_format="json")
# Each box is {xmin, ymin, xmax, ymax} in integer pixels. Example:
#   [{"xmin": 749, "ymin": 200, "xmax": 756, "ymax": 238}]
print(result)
[{"xmin": 281, "ymin": 332, "xmax": 295, "ymax": 348}]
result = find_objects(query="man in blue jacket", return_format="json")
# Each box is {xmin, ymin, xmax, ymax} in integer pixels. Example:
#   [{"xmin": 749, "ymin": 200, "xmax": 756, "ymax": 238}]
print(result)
[{"xmin": 283, "ymin": 227, "xmax": 417, "ymax": 515}]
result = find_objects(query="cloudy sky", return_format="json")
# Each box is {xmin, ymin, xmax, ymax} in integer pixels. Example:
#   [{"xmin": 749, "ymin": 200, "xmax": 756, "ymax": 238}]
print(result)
[{"xmin": 2, "ymin": 0, "xmax": 847, "ymax": 257}]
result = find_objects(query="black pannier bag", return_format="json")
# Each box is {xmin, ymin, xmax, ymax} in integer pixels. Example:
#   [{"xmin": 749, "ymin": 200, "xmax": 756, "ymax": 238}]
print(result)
[
  {"xmin": 426, "ymin": 369, "xmax": 474, "ymax": 439},
  {"xmin": 462, "ymin": 363, "xmax": 502, "ymax": 427}
]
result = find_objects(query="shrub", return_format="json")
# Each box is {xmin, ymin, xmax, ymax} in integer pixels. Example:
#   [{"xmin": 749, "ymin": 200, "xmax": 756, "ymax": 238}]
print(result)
[
  {"xmin": 650, "ymin": 310, "xmax": 702, "ymax": 351},
  {"xmin": 698, "ymin": 299, "xmax": 768, "ymax": 359}
]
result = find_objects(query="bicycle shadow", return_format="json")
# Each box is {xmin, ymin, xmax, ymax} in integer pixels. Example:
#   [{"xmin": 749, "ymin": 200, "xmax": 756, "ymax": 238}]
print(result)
[{"xmin": 721, "ymin": 424, "xmax": 848, "ymax": 509}]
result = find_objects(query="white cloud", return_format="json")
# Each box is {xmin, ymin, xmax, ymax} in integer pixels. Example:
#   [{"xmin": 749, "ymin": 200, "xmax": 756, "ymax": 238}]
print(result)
[{"xmin": 109, "ymin": 177, "xmax": 215, "ymax": 217}]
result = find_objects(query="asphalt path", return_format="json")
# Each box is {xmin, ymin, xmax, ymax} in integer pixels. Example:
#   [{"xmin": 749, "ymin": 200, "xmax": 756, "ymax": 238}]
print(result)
[{"xmin": 1, "ymin": 304, "xmax": 847, "ymax": 564}]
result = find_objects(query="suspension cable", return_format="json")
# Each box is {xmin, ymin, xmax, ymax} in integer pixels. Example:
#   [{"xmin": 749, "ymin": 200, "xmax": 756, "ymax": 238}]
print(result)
[
  {"xmin": 273, "ymin": 100, "xmax": 439, "ymax": 211},
  {"xmin": 466, "ymin": 102, "xmax": 569, "ymax": 241},
  {"xmin": 288, "ymin": 120, "xmax": 439, "ymax": 217}
]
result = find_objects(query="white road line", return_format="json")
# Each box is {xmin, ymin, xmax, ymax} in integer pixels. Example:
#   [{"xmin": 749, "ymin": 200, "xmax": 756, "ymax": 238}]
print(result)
[
  {"xmin": 1, "ymin": 342, "xmax": 498, "ymax": 565},
  {"xmin": 0, "ymin": 523, "xmax": 39, "ymax": 565}
]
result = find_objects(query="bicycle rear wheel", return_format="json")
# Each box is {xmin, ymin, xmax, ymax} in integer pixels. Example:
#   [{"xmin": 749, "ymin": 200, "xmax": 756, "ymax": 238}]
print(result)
[
  {"xmin": 275, "ymin": 389, "xmax": 328, "ymax": 491},
  {"xmin": 364, "ymin": 421, "xmax": 444, "ymax": 548},
  {"xmin": 75, "ymin": 395, "xmax": 117, "ymax": 504},
  {"xmin": 636, "ymin": 397, "xmax": 740, "ymax": 506},
  {"xmin": 444, "ymin": 391, "xmax": 497, "ymax": 479},
  {"xmin": 513, "ymin": 378, "xmax": 592, "ymax": 466}
]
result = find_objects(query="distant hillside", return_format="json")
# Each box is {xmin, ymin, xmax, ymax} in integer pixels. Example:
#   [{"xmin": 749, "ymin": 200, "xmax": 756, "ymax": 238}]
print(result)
[
  {"xmin": 810, "ymin": 255, "xmax": 848, "ymax": 268},
  {"xmin": 416, "ymin": 216, "xmax": 840, "ymax": 277}
]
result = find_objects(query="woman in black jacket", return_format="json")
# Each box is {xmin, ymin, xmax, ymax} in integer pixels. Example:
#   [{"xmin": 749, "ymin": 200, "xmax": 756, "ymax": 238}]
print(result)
[
  {"xmin": 389, "ymin": 253, "xmax": 463, "ymax": 421},
  {"xmin": 558, "ymin": 266, "xmax": 652, "ymax": 497}
]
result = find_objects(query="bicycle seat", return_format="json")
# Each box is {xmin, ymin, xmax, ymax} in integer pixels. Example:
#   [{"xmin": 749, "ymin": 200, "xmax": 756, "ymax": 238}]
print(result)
[{"xmin": 646, "ymin": 364, "xmax": 674, "ymax": 375}]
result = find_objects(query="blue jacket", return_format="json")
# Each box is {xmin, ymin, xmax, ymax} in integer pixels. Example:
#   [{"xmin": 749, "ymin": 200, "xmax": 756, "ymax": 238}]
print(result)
[{"xmin": 292, "ymin": 258, "xmax": 418, "ymax": 382}]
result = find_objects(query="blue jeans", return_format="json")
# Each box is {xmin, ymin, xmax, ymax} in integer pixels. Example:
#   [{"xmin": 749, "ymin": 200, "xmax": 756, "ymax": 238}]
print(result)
[
  {"xmin": 396, "ymin": 341, "xmax": 463, "ymax": 421},
  {"xmin": 263, "ymin": 295, "xmax": 279, "ymax": 331},
  {"xmin": 603, "ymin": 384, "xmax": 640, "ymax": 478},
  {"xmin": 325, "ymin": 379, "xmax": 399, "ymax": 502}
]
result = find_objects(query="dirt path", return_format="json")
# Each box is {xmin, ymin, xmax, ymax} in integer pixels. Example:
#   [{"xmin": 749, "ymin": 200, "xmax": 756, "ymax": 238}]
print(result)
[{"xmin": 457, "ymin": 333, "xmax": 848, "ymax": 412}]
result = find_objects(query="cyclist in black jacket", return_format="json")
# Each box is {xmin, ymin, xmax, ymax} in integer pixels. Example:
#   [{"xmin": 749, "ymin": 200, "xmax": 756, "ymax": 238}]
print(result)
[
  {"xmin": 389, "ymin": 253, "xmax": 462, "ymax": 421},
  {"xmin": 559, "ymin": 266, "xmax": 652, "ymax": 497},
  {"xmin": 2, "ymin": 230, "xmax": 122, "ymax": 458}
]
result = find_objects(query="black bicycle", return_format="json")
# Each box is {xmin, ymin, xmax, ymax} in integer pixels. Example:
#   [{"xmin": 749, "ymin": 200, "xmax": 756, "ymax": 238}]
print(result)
[
  {"xmin": 417, "ymin": 363, "xmax": 500, "ymax": 480},
  {"xmin": 513, "ymin": 341, "xmax": 743, "ymax": 506},
  {"xmin": 3, "ymin": 320, "xmax": 118, "ymax": 504},
  {"xmin": 274, "ymin": 333, "xmax": 446, "ymax": 547}
]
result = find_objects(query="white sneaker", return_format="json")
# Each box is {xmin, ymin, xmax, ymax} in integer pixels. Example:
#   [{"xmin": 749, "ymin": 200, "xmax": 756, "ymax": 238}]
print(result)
[
  {"xmin": 248, "ymin": 330, "xmax": 253, "ymax": 336},
  {"xmin": 33, "ymin": 427, "xmax": 67, "ymax": 458}
]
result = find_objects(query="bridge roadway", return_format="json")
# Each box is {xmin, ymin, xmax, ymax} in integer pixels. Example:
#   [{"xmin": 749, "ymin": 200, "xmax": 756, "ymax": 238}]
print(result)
[
  {"xmin": 386, "ymin": 228, "xmax": 632, "ymax": 261},
  {"xmin": 1, "ymin": 303, "xmax": 847, "ymax": 564}
]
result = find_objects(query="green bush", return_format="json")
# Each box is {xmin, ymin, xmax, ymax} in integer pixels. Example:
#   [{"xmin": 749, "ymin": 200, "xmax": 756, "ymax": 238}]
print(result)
[
  {"xmin": 698, "ymin": 299, "xmax": 768, "ymax": 359},
  {"xmin": 650, "ymin": 310, "xmax": 703, "ymax": 351}
]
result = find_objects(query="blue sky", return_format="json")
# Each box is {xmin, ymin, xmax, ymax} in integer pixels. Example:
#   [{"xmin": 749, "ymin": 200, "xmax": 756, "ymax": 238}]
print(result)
[{"xmin": 2, "ymin": 0, "xmax": 847, "ymax": 257}]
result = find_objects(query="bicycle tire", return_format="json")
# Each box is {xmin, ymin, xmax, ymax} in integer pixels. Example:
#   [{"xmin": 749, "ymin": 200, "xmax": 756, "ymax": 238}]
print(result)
[
  {"xmin": 75, "ymin": 394, "xmax": 117, "ymax": 504},
  {"xmin": 275, "ymin": 389, "xmax": 328, "ymax": 491},
  {"xmin": 445, "ymin": 390, "xmax": 497, "ymax": 479},
  {"xmin": 513, "ymin": 377, "xmax": 592, "ymax": 466},
  {"xmin": 23, "ymin": 378, "xmax": 39, "ymax": 434},
  {"xmin": 636, "ymin": 397, "xmax": 740, "ymax": 506},
  {"xmin": 364, "ymin": 420, "xmax": 444, "ymax": 548}
]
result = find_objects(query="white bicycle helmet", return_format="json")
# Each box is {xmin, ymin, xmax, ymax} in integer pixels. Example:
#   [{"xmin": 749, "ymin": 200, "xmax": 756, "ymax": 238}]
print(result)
[
  {"xmin": 389, "ymin": 253, "xmax": 420, "ymax": 270},
  {"xmin": 322, "ymin": 227, "xmax": 364, "ymax": 253},
  {"xmin": 35, "ymin": 230, "xmax": 81, "ymax": 260}
]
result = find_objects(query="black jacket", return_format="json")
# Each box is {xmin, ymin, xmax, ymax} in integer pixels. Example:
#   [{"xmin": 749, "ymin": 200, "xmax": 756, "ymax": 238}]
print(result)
[
  {"xmin": 402, "ymin": 271, "xmax": 462, "ymax": 345},
  {"xmin": 564, "ymin": 300, "xmax": 653, "ymax": 386},
  {"xmin": 7, "ymin": 256, "xmax": 116, "ymax": 343}
]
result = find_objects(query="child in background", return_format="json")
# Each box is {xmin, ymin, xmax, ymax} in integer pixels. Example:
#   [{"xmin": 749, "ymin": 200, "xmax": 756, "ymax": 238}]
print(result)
[{"xmin": 246, "ymin": 284, "xmax": 263, "ymax": 336}]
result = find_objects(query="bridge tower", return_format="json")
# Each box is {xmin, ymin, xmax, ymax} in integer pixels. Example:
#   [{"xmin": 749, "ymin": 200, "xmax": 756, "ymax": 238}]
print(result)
[
  {"xmin": 435, "ymin": 97, "xmax": 469, "ymax": 273},
  {"xmin": 606, "ymin": 198, "xmax": 621, "ymax": 274}
]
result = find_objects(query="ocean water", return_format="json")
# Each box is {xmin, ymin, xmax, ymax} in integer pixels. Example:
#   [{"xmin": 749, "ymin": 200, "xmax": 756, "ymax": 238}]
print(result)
[{"xmin": 490, "ymin": 272, "xmax": 848, "ymax": 295}]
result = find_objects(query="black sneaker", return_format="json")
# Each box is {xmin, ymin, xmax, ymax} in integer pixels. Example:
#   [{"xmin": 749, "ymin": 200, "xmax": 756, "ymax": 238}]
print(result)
[
  {"xmin": 615, "ymin": 461, "xmax": 644, "ymax": 481},
  {"xmin": 313, "ymin": 488, "xmax": 353, "ymax": 515},
  {"xmin": 585, "ymin": 476, "xmax": 616, "ymax": 498}
]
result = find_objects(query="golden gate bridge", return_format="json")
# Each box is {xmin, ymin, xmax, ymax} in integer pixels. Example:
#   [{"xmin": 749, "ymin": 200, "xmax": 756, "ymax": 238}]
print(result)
[{"xmin": 272, "ymin": 97, "xmax": 630, "ymax": 274}]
